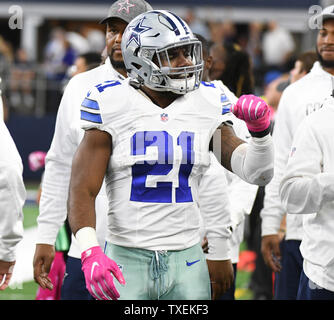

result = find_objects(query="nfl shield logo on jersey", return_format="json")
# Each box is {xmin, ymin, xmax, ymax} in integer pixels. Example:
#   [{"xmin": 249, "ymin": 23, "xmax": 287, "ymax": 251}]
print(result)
[{"xmin": 160, "ymin": 113, "xmax": 168, "ymax": 122}]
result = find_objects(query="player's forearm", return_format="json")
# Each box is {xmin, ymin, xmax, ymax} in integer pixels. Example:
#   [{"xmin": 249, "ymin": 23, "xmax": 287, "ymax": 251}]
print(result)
[
  {"xmin": 67, "ymin": 180, "xmax": 97, "ymax": 235},
  {"xmin": 67, "ymin": 174, "xmax": 100, "ymax": 252},
  {"xmin": 230, "ymin": 134, "xmax": 274, "ymax": 186},
  {"xmin": 260, "ymin": 171, "xmax": 286, "ymax": 236},
  {"xmin": 280, "ymin": 172, "xmax": 334, "ymax": 215},
  {"xmin": 0, "ymin": 167, "xmax": 25, "ymax": 261}
]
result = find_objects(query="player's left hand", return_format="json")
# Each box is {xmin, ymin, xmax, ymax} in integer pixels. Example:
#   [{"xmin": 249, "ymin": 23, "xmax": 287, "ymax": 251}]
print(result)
[
  {"xmin": 232, "ymin": 94, "xmax": 271, "ymax": 136},
  {"xmin": 0, "ymin": 260, "xmax": 15, "ymax": 290},
  {"xmin": 206, "ymin": 259, "xmax": 234, "ymax": 300},
  {"xmin": 81, "ymin": 246, "xmax": 126, "ymax": 300}
]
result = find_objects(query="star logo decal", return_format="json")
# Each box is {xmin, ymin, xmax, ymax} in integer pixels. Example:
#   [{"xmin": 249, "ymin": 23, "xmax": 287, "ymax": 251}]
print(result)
[
  {"xmin": 117, "ymin": 0, "xmax": 135, "ymax": 14},
  {"xmin": 126, "ymin": 17, "xmax": 152, "ymax": 48}
]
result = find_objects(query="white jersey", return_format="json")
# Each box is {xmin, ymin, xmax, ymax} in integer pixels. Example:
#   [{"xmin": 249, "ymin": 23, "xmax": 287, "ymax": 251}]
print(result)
[
  {"xmin": 80, "ymin": 78, "xmax": 233, "ymax": 251},
  {"xmin": 280, "ymin": 99, "xmax": 334, "ymax": 291},
  {"xmin": 261, "ymin": 61, "xmax": 334, "ymax": 240},
  {"xmin": 0, "ymin": 120, "xmax": 26, "ymax": 261},
  {"xmin": 38, "ymin": 58, "xmax": 124, "ymax": 258}
]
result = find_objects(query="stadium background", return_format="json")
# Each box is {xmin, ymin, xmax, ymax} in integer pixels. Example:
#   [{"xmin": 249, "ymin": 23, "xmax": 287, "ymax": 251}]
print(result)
[{"xmin": 0, "ymin": 0, "xmax": 331, "ymax": 299}]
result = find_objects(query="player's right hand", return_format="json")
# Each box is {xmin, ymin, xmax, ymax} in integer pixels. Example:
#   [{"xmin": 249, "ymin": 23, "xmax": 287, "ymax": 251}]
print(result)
[
  {"xmin": 0, "ymin": 260, "xmax": 15, "ymax": 290},
  {"xmin": 81, "ymin": 246, "xmax": 125, "ymax": 300},
  {"xmin": 261, "ymin": 235, "xmax": 282, "ymax": 273},
  {"xmin": 33, "ymin": 244, "xmax": 55, "ymax": 290}
]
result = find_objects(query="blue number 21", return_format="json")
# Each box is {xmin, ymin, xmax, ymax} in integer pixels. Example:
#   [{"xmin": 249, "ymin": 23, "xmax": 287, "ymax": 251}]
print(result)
[{"xmin": 130, "ymin": 131, "xmax": 194, "ymax": 203}]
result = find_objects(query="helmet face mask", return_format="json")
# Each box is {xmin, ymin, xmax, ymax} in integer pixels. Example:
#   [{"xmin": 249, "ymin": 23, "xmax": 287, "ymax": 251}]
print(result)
[{"xmin": 122, "ymin": 10, "xmax": 204, "ymax": 94}]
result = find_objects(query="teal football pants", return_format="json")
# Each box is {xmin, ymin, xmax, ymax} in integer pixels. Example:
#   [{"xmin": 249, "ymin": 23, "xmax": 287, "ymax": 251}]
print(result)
[{"xmin": 104, "ymin": 242, "xmax": 211, "ymax": 300}]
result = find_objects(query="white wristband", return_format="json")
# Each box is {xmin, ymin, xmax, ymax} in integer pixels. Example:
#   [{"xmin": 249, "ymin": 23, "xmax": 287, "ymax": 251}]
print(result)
[{"xmin": 75, "ymin": 227, "xmax": 99, "ymax": 254}]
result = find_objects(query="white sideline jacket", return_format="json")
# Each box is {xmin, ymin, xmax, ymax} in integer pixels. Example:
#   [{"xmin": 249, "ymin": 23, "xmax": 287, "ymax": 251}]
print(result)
[
  {"xmin": 280, "ymin": 99, "xmax": 334, "ymax": 291},
  {"xmin": 0, "ymin": 120, "xmax": 26, "ymax": 261},
  {"xmin": 261, "ymin": 61, "xmax": 334, "ymax": 240},
  {"xmin": 38, "ymin": 58, "xmax": 123, "ymax": 258}
]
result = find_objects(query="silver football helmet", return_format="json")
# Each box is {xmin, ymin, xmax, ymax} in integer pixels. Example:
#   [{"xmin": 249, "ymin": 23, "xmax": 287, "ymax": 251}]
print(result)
[{"xmin": 121, "ymin": 10, "xmax": 203, "ymax": 94}]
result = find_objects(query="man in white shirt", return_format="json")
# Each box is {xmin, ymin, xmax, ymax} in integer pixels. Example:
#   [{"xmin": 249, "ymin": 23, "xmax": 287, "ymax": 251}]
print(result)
[
  {"xmin": 0, "ymin": 116, "xmax": 26, "ymax": 291},
  {"xmin": 262, "ymin": 21, "xmax": 295, "ymax": 70},
  {"xmin": 280, "ymin": 94, "xmax": 334, "ymax": 299},
  {"xmin": 261, "ymin": 5, "xmax": 334, "ymax": 299},
  {"xmin": 33, "ymin": 0, "xmax": 153, "ymax": 299}
]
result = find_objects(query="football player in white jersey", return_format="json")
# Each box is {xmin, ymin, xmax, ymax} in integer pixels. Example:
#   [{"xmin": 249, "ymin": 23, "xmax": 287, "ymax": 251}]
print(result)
[{"xmin": 68, "ymin": 10, "xmax": 274, "ymax": 300}]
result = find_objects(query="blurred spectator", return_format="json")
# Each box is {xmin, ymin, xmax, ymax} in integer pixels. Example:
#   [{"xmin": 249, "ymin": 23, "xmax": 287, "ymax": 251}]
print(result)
[
  {"xmin": 44, "ymin": 27, "xmax": 68, "ymax": 77},
  {"xmin": 81, "ymin": 27, "xmax": 106, "ymax": 54},
  {"xmin": 66, "ymin": 30, "xmax": 90, "ymax": 55},
  {"xmin": 289, "ymin": 51, "xmax": 317, "ymax": 83},
  {"xmin": 209, "ymin": 42, "xmax": 226, "ymax": 81},
  {"xmin": 209, "ymin": 42, "xmax": 254, "ymax": 97},
  {"xmin": 62, "ymin": 51, "xmax": 102, "ymax": 90},
  {"xmin": 262, "ymin": 21, "xmax": 295, "ymax": 72},
  {"xmin": 9, "ymin": 48, "xmax": 36, "ymax": 113},
  {"xmin": 0, "ymin": 79, "xmax": 9, "ymax": 122},
  {"xmin": 43, "ymin": 27, "xmax": 77, "ymax": 113},
  {"xmin": 0, "ymin": 36, "xmax": 14, "ymax": 103},
  {"xmin": 0, "ymin": 35, "xmax": 14, "ymax": 75},
  {"xmin": 246, "ymin": 22, "xmax": 264, "ymax": 68},
  {"xmin": 208, "ymin": 21, "xmax": 225, "ymax": 45},
  {"xmin": 264, "ymin": 74, "xmax": 290, "ymax": 114},
  {"xmin": 222, "ymin": 21, "xmax": 237, "ymax": 45},
  {"xmin": 184, "ymin": 9, "xmax": 210, "ymax": 39},
  {"xmin": 221, "ymin": 43, "xmax": 254, "ymax": 97},
  {"xmin": 246, "ymin": 22, "xmax": 265, "ymax": 91},
  {"xmin": 70, "ymin": 52, "xmax": 102, "ymax": 77}
]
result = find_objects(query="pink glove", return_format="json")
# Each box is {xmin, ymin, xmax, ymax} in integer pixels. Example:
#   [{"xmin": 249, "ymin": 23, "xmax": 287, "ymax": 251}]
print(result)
[
  {"xmin": 232, "ymin": 95, "xmax": 271, "ymax": 136},
  {"xmin": 35, "ymin": 251, "xmax": 66, "ymax": 300},
  {"xmin": 28, "ymin": 151, "xmax": 47, "ymax": 171},
  {"xmin": 81, "ymin": 246, "xmax": 125, "ymax": 300}
]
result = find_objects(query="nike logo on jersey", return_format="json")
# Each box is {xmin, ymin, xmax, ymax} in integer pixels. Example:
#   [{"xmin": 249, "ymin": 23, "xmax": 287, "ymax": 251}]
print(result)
[
  {"xmin": 91, "ymin": 262, "xmax": 99, "ymax": 280},
  {"xmin": 186, "ymin": 259, "xmax": 200, "ymax": 266}
]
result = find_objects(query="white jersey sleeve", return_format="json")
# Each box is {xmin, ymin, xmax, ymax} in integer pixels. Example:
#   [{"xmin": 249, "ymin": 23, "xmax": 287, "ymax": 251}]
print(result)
[
  {"xmin": 0, "ymin": 121, "xmax": 25, "ymax": 261},
  {"xmin": 80, "ymin": 79, "xmax": 125, "ymax": 136},
  {"xmin": 37, "ymin": 77, "xmax": 82, "ymax": 245},
  {"xmin": 280, "ymin": 114, "xmax": 334, "ymax": 214}
]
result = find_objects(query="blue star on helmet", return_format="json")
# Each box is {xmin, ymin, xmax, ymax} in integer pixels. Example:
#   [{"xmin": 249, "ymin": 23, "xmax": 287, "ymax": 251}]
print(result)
[{"xmin": 126, "ymin": 17, "xmax": 152, "ymax": 48}]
